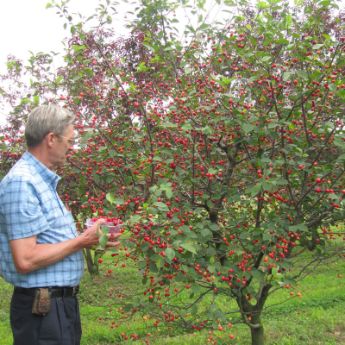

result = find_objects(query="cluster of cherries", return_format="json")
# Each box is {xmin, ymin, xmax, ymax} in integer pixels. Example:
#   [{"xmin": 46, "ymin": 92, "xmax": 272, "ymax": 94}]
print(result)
[{"xmin": 89, "ymin": 217, "xmax": 122, "ymax": 225}]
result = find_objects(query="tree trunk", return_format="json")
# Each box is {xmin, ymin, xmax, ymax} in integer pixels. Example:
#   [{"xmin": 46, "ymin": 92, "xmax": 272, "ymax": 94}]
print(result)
[
  {"xmin": 250, "ymin": 322, "xmax": 265, "ymax": 345},
  {"xmin": 239, "ymin": 306, "xmax": 265, "ymax": 345},
  {"xmin": 83, "ymin": 248, "xmax": 100, "ymax": 275},
  {"xmin": 236, "ymin": 284, "xmax": 271, "ymax": 345}
]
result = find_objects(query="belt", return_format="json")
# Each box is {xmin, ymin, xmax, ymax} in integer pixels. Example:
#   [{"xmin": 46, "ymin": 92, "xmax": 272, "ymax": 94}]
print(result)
[{"xmin": 14, "ymin": 286, "xmax": 79, "ymax": 298}]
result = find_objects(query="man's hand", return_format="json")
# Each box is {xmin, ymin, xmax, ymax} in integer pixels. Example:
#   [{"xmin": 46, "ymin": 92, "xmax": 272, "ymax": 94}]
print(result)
[
  {"xmin": 80, "ymin": 218, "xmax": 106, "ymax": 248},
  {"xmin": 82, "ymin": 219, "xmax": 122, "ymax": 249},
  {"xmin": 105, "ymin": 231, "xmax": 122, "ymax": 248}
]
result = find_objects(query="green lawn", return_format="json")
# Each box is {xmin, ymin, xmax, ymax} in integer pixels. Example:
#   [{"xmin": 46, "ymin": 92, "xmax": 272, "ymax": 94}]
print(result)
[{"xmin": 1, "ymin": 249, "xmax": 345, "ymax": 345}]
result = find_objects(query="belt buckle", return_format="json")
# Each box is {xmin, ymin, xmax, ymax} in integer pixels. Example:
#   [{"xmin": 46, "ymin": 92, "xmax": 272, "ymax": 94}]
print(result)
[{"xmin": 49, "ymin": 287, "xmax": 66, "ymax": 297}]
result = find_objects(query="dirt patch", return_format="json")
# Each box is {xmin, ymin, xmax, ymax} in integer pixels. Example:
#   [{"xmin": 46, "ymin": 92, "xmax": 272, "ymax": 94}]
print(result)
[{"xmin": 328, "ymin": 324, "xmax": 345, "ymax": 344}]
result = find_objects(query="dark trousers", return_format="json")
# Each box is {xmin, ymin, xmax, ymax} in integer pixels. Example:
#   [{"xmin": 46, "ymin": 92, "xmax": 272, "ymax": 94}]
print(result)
[{"xmin": 10, "ymin": 291, "xmax": 82, "ymax": 345}]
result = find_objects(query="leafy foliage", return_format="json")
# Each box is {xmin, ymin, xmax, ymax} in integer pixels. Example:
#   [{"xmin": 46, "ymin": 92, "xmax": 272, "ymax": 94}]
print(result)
[{"xmin": 0, "ymin": 0, "xmax": 344, "ymax": 344}]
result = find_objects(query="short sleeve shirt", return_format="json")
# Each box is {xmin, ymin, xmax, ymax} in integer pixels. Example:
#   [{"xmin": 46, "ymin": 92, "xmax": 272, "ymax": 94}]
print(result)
[{"xmin": 0, "ymin": 152, "xmax": 84, "ymax": 287}]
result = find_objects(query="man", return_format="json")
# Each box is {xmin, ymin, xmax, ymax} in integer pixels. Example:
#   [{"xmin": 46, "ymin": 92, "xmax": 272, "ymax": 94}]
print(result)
[{"xmin": 0, "ymin": 104, "xmax": 120, "ymax": 345}]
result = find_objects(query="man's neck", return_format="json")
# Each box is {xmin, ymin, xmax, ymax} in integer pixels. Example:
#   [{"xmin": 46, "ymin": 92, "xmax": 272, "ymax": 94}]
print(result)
[{"xmin": 28, "ymin": 147, "xmax": 55, "ymax": 170}]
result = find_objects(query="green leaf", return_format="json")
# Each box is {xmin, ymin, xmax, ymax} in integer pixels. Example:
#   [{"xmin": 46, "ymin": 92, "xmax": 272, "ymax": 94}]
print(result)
[
  {"xmin": 33, "ymin": 95, "xmax": 40, "ymax": 106},
  {"xmin": 337, "ymin": 154, "xmax": 345, "ymax": 162},
  {"xmin": 154, "ymin": 202, "xmax": 170, "ymax": 212},
  {"xmin": 262, "ymin": 181, "xmax": 278, "ymax": 192},
  {"xmin": 20, "ymin": 97, "xmax": 30, "ymax": 105},
  {"xmin": 296, "ymin": 70, "xmax": 309, "ymax": 81},
  {"xmin": 181, "ymin": 241, "xmax": 197, "ymax": 254},
  {"xmin": 336, "ymin": 89, "xmax": 345, "ymax": 99},
  {"xmin": 137, "ymin": 61, "xmax": 149, "ymax": 73},
  {"xmin": 200, "ymin": 228, "xmax": 212, "ymax": 239},
  {"xmin": 149, "ymin": 261, "xmax": 158, "ymax": 272},
  {"xmin": 263, "ymin": 232, "xmax": 272, "ymax": 241},
  {"xmin": 207, "ymin": 247, "xmax": 217, "ymax": 256},
  {"xmin": 333, "ymin": 137, "xmax": 344, "ymax": 149},
  {"xmin": 283, "ymin": 71, "xmax": 293, "ymax": 81},
  {"xmin": 127, "ymin": 214, "xmax": 142, "ymax": 225},
  {"xmin": 208, "ymin": 168, "xmax": 218, "ymax": 175},
  {"xmin": 98, "ymin": 228, "xmax": 109, "ymax": 249},
  {"xmin": 246, "ymin": 183, "xmax": 263, "ymax": 196},
  {"xmin": 289, "ymin": 223, "xmax": 308, "ymax": 232},
  {"xmin": 161, "ymin": 121, "xmax": 177, "ymax": 129},
  {"xmin": 257, "ymin": 1, "xmax": 269, "ymax": 9},
  {"xmin": 181, "ymin": 122, "xmax": 193, "ymax": 131},
  {"xmin": 261, "ymin": 56, "xmax": 271, "ymax": 63},
  {"xmin": 219, "ymin": 76, "xmax": 232, "ymax": 87},
  {"xmin": 72, "ymin": 44, "xmax": 86, "ymax": 53},
  {"xmin": 251, "ymin": 268, "xmax": 265, "ymax": 281},
  {"xmin": 208, "ymin": 262, "xmax": 216, "ymax": 273},
  {"xmin": 201, "ymin": 126, "xmax": 213, "ymax": 135},
  {"xmin": 161, "ymin": 183, "xmax": 173, "ymax": 199},
  {"xmin": 165, "ymin": 248, "xmax": 175, "ymax": 262},
  {"xmin": 312, "ymin": 44, "xmax": 324, "ymax": 50},
  {"xmin": 106, "ymin": 193, "xmax": 124, "ymax": 205},
  {"xmin": 155, "ymin": 256, "xmax": 164, "ymax": 269},
  {"xmin": 241, "ymin": 123, "xmax": 255, "ymax": 134}
]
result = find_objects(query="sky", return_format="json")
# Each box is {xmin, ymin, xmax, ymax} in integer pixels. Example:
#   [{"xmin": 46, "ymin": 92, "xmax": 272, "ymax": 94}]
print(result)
[
  {"xmin": 0, "ymin": 0, "xmax": 73, "ymax": 67},
  {"xmin": 0, "ymin": 0, "xmax": 132, "ymax": 124},
  {"xmin": 0, "ymin": 0, "xmax": 130, "ymax": 69}
]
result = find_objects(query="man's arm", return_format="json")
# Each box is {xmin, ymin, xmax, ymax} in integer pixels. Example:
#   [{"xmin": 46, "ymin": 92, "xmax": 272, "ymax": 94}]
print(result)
[{"xmin": 9, "ymin": 220, "xmax": 119, "ymax": 274}]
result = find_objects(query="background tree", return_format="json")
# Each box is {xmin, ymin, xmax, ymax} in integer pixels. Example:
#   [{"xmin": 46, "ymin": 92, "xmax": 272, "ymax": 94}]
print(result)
[{"xmin": 0, "ymin": 0, "xmax": 344, "ymax": 344}]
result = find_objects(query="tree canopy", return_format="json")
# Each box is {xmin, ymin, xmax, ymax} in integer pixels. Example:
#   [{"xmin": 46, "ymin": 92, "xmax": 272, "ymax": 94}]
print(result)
[{"xmin": 0, "ymin": 1, "xmax": 344, "ymax": 344}]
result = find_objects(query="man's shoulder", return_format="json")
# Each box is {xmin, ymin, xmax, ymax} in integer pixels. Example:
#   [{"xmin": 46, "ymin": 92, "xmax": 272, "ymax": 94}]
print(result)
[{"xmin": 3, "ymin": 157, "xmax": 34, "ymax": 180}]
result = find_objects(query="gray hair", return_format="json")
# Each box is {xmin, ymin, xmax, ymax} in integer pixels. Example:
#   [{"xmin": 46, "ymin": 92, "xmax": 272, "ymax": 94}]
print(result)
[{"xmin": 25, "ymin": 104, "xmax": 75, "ymax": 148}]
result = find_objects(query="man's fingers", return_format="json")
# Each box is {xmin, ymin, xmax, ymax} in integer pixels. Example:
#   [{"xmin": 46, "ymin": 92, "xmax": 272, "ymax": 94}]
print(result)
[
  {"xmin": 108, "ymin": 232, "xmax": 122, "ymax": 240},
  {"xmin": 92, "ymin": 219, "xmax": 106, "ymax": 236}
]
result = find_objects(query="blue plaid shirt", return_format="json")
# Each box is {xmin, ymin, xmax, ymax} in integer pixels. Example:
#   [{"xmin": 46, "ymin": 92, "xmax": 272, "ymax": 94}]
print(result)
[{"xmin": 0, "ymin": 152, "xmax": 84, "ymax": 287}]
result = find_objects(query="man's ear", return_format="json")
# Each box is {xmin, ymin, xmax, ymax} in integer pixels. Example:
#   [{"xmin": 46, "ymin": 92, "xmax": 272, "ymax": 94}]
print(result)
[{"xmin": 45, "ymin": 132, "xmax": 56, "ymax": 148}]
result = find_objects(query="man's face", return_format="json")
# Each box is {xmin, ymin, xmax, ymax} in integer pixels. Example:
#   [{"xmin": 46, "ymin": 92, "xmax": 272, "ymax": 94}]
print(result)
[{"xmin": 50, "ymin": 124, "xmax": 75, "ymax": 169}]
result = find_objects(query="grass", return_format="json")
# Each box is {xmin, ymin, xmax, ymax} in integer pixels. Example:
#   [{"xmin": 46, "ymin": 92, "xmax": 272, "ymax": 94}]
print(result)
[{"xmin": 1, "ymin": 248, "xmax": 345, "ymax": 345}]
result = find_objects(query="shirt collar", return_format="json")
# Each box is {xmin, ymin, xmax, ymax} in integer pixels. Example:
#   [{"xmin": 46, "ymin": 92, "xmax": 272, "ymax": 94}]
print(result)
[{"xmin": 23, "ymin": 151, "xmax": 61, "ymax": 189}]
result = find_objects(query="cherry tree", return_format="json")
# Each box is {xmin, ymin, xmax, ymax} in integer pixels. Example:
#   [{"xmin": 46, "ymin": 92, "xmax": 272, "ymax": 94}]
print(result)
[{"xmin": 0, "ymin": 0, "xmax": 344, "ymax": 344}]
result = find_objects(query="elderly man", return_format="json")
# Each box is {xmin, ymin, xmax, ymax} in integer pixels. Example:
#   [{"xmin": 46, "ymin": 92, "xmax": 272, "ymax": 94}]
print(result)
[{"xmin": 0, "ymin": 104, "xmax": 119, "ymax": 345}]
